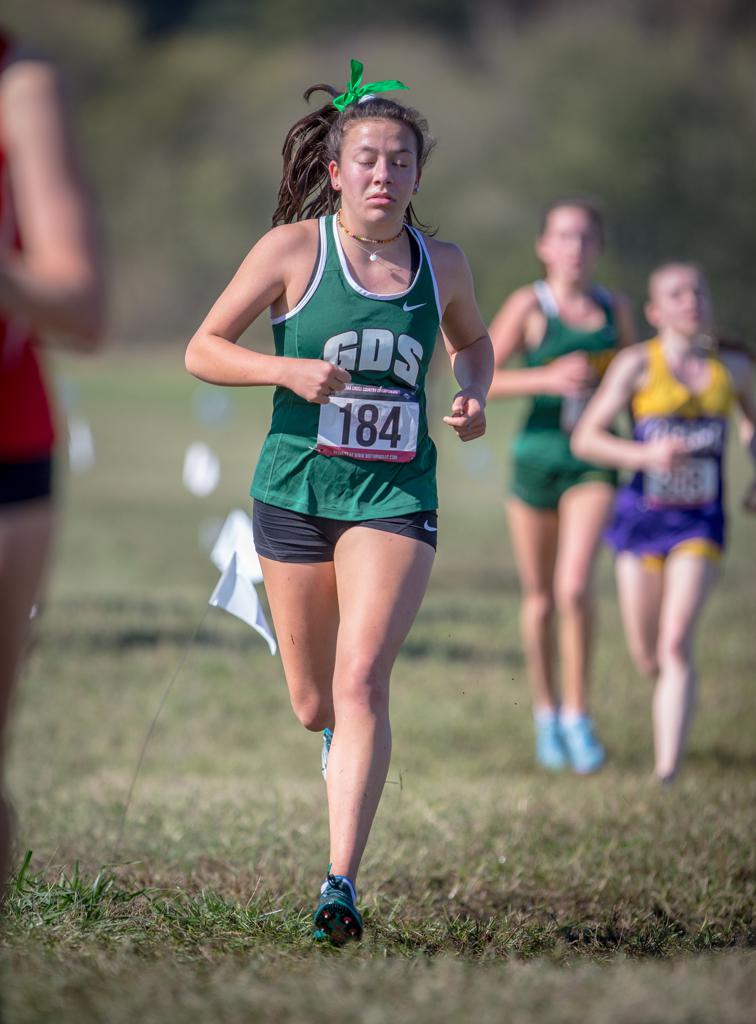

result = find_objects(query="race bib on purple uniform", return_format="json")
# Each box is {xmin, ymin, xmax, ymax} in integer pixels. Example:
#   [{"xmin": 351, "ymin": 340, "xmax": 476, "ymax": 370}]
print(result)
[
  {"xmin": 644, "ymin": 457, "xmax": 719, "ymax": 507},
  {"xmin": 317, "ymin": 384, "xmax": 419, "ymax": 463}
]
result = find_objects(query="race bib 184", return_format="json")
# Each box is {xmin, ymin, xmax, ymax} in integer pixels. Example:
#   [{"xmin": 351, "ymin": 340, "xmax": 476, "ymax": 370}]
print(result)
[
  {"xmin": 644, "ymin": 457, "xmax": 719, "ymax": 507},
  {"xmin": 317, "ymin": 384, "xmax": 419, "ymax": 463}
]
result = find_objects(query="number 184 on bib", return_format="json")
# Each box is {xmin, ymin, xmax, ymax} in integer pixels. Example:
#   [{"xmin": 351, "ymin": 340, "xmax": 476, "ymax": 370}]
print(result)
[{"xmin": 317, "ymin": 384, "xmax": 420, "ymax": 463}]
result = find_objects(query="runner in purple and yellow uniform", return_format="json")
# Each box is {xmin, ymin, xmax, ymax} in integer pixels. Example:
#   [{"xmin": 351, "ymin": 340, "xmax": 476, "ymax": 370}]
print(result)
[
  {"xmin": 186, "ymin": 61, "xmax": 493, "ymax": 944},
  {"xmin": 488, "ymin": 199, "xmax": 636, "ymax": 774},
  {"xmin": 572, "ymin": 263, "xmax": 756, "ymax": 782}
]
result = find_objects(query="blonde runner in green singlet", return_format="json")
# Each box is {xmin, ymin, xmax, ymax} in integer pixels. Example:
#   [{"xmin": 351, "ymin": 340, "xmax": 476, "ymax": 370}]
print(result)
[
  {"xmin": 511, "ymin": 278, "xmax": 619, "ymax": 509},
  {"xmin": 488, "ymin": 198, "xmax": 636, "ymax": 775}
]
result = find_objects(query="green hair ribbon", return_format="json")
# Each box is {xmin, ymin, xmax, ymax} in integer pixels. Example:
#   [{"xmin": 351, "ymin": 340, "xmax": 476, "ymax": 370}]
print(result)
[{"xmin": 332, "ymin": 59, "xmax": 409, "ymax": 112}]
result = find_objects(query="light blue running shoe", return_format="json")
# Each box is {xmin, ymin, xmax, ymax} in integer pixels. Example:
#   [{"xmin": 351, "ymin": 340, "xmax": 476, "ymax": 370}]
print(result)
[
  {"xmin": 560, "ymin": 714, "xmax": 605, "ymax": 774},
  {"xmin": 313, "ymin": 871, "xmax": 363, "ymax": 946},
  {"xmin": 534, "ymin": 710, "xmax": 567, "ymax": 771},
  {"xmin": 321, "ymin": 728, "xmax": 333, "ymax": 781}
]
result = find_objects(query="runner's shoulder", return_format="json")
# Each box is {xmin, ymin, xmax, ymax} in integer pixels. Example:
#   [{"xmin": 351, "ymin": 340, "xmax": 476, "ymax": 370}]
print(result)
[
  {"xmin": 610, "ymin": 339, "xmax": 652, "ymax": 384},
  {"xmin": 247, "ymin": 220, "xmax": 320, "ymax": 280},
  {"xmin": 422, "ymin": 236, "xmax": 468, "ymax": 275},
  {"xmin": 511, "ymin": 284, "xmax": 543, "ymax": 315},
  {"xmin": 422, "ymin": 237, "xmax": 479, "ymax": 310},
  {"xmin": 255, "ymin": 219, "xmax": 319, "ymax": 256},
  {"xmin": 490, "ymin": 285, "xmax": 543, "ymax": 328}
]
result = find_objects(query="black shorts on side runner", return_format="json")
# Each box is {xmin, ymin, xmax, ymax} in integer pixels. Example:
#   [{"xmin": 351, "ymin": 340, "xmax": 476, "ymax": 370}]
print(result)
[
  {"xmin": 0, "ymin": 456, "xmax": 53, "ymax": 505},
  {"xmin": 252, "ymin": 499, "xmax": 438, "ymax": 563}
]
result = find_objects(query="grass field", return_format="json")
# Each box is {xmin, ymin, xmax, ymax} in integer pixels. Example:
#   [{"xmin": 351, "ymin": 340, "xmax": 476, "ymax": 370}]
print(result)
[{"xmin": 2, "ymin": 350, "xmax": 754, "ymax": 1022}]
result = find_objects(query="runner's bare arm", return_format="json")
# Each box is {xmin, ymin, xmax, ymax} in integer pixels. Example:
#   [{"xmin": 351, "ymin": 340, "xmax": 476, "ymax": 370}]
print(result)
[
  {"xmin": 487, "ymin": 286, "xmax": 595, "ymax": 398},
  {"xmin": 0, "ymin": 56, "xmax": 104, "ymax": 346},
  {"xmin": 571, "ymin": 345, "xmax": 686, "ymax": 472},
  {"xmin": 430, "ymin": 241, "xmax": 493, "ymax": 442},
  {"xmin": 185, "ymin": 223, "xmax": 350, "ymax": 403},
  {"xmin": 724, "ymin": 352, "xmax": 756, "ymax": 455},
  {"xmin": 724, "ymin": 351, "xmax": 756, "ymax": 511}
]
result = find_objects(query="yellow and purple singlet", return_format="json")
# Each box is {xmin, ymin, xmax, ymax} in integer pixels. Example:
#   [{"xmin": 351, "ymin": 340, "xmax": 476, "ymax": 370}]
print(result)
[{"xmin": 606, "ymin": 337, "xmax": 734, "ymax": 565}]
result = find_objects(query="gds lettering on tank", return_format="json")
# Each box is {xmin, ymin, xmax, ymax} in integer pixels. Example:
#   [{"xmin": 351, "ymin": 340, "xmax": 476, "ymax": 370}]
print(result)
[{"xmin": 323, "ymin": 330, "xmax": 424, "ymax": 388}]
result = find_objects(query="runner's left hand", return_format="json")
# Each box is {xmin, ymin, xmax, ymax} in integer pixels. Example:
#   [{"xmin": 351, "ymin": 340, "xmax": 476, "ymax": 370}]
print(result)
[{"xmin": 443, "ymin": 388, "xmax": 486, "ymax": 442}]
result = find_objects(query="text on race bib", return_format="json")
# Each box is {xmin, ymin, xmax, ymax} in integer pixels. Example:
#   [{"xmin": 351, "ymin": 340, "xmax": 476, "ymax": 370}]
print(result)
[
  {"xmin": 644, "ymin": 457, "xmax": 719, "ymax": 508},
  {"xmin": 317, "ymin": 384, "xmax": 419, "ymax": 463}
]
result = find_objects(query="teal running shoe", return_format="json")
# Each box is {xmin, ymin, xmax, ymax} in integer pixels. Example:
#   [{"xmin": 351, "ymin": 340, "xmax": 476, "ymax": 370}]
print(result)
[
  {"xmin": 321, "ymin": 728, "xmax": 333, "ymax": 781},
  {"xmin": 560, "ymin": 714, "xmax": 605, "ymax": 774},
  {"xmin": 534, "ymin": 710, "xmax": 567, "ymax": 771},
  {"xmin": 313, "ymin": 873, "xmax": 363, "ymax": 946}
]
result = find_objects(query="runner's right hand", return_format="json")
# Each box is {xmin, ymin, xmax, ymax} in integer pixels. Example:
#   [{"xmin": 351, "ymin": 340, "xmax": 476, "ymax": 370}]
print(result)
[
  {"xmin": 281, "ymin": 358, "xmax": 351, "ymax": 404},
  {"xmin": 642, "ymin": 436, "xmax": 689, "ymax": 473},
  {"xmin": 542, "ymin": 352, "xmax": 596, "ymax": 397}
]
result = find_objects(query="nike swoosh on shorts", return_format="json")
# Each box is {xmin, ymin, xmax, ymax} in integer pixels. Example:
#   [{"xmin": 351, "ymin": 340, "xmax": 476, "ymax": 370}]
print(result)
[
  {"xmin": 403, "ymin": 301, "xmax": 426, "ymax": 312},
  {"xmin": 423, "ymin": 520, "xmax": 438, "ymax": 532}
]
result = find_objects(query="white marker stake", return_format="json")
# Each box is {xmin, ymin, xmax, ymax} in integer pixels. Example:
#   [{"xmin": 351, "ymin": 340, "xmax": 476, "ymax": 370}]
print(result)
[
  {"xmin": 209, "ymin": 553, "xmax": 277, "ymax": 655},
  {"xmin": 68, "ymin": 416, "xmax": 96, "ymax": 474},
  {"xmin": 210, "ymin": 509, "xmax": 263, "ymax": 584},
  {"xmin": 183, "ymin": 442, "xmax": 220, "ymax": 497}
]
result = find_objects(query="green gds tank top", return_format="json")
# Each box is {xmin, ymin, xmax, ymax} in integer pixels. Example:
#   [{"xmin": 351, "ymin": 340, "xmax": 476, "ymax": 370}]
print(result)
[
  {"xmin": 251, "ymin": 215, "xmax": 441, "ymax": 518},
  {"xmin": 512, "ymin": 279, "xmax": 619, "ymax": 472}
]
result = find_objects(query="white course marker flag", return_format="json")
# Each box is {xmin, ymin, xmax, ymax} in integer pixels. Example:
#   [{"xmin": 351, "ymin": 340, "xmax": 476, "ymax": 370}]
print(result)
[
  {"xmin": 209, "ymin": 552, "xmax": 277, "ymax": 655},
  {"xmin": 183, "ymin": 441, "xmax": 220, "ymax": 497},
  {"xmin": 210, "ymin": 509, "xmax": 263, "ymax": 584},
  {"xmin": 68, "ymin": 416, "xmax": 96, "ymax": 474}
]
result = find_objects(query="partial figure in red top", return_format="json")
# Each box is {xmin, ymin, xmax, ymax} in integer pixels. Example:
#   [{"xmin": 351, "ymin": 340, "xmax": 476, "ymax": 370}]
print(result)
[{"xmin": 0, "ymin": 32, "xmax": 105, "ymax": 890}]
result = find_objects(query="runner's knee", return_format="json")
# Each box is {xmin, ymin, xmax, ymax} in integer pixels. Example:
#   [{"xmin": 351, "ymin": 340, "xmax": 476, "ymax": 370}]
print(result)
[
  {"xmin": 289, "ymin": 691, "xmax": 332, "ymax": 732},
  {"xmin": 554, "ymin": 578, "xmax": 591, "ymax": 615},
  {"xmin": 333, "ymin": 657, "xmax": 390, "ymax": 717},
  {"xmin": 522, "ymin": 589, "xmax": 554, "ymax": 624},
  {"xmin": 657, "ymin": 631, "xmax": 693, "ymax": 670},
  {"xmin": 630, "ymin": 645, "xmax": 658, "ymax": 679}
]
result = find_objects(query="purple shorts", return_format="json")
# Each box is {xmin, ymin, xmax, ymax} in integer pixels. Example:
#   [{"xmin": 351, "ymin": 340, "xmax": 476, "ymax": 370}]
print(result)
[{"xmin": 605, "ymin": 484, "xmax": 725, "ymax": 559}]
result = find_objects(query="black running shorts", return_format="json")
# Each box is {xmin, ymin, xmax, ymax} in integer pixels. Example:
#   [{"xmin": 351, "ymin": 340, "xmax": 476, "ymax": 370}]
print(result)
[
  {"xmin": 252, "ymin": 499, "xmax": 438, "ymax": 563},
  {"xmin": 0, "ymin": 456, "xmax": 53, "ymax": 505}
]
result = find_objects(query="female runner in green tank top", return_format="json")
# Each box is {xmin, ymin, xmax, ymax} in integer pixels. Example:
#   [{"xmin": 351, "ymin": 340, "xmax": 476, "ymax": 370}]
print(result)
[
  {"xmin": 185, "ymin": 61, "xmax": 493, "ymax": 945},
  {"xmin": 488, "ymin": 199, "xmax": 636, "ymax": 774}
]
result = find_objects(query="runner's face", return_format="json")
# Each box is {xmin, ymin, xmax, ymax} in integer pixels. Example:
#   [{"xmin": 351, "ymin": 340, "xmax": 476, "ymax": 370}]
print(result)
[
  {"xmin": 329, "ymin": 119, "xmax": 419, "ymax": 230},
  {"xmin": 536, "ymin": 206, "xmax": 602, "ymax": 284},
  {"xmin": 646, "ymin": 266, "xmax": 712, "ymax": 336}
]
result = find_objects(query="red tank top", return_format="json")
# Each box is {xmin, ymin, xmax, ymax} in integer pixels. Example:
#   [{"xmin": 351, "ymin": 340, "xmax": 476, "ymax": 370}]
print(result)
[{"xmin": 0, "ymin": 34, "xmax": 55, "ymax": 460}]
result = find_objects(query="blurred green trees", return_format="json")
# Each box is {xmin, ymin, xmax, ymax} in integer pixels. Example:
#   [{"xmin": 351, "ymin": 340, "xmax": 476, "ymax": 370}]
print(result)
[{"xmin": 4, "ymin": 0, "xmax": 755, "ymax": 342}]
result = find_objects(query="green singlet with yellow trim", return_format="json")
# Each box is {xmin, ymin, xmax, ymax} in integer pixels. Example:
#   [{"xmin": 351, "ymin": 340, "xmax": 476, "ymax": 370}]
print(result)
[
  {"xmin": 511, "ymin": 279, "xmax": 619, "ymax": 510},
  {"xmin": 251, "ymin": 215, "xmax": 441, "ymax": 519}
]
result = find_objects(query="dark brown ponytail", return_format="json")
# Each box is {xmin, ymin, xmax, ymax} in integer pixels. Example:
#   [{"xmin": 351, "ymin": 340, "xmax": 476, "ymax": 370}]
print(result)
[{"xmin": 272, "ymin": 85, "xmax": 435, "ymax": 230}]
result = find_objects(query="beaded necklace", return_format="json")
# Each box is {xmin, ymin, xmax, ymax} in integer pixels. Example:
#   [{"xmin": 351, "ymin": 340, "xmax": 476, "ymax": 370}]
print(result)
[{"xmin": 337, "ymin": 210, "xmax": 405, "ymax": 262}]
